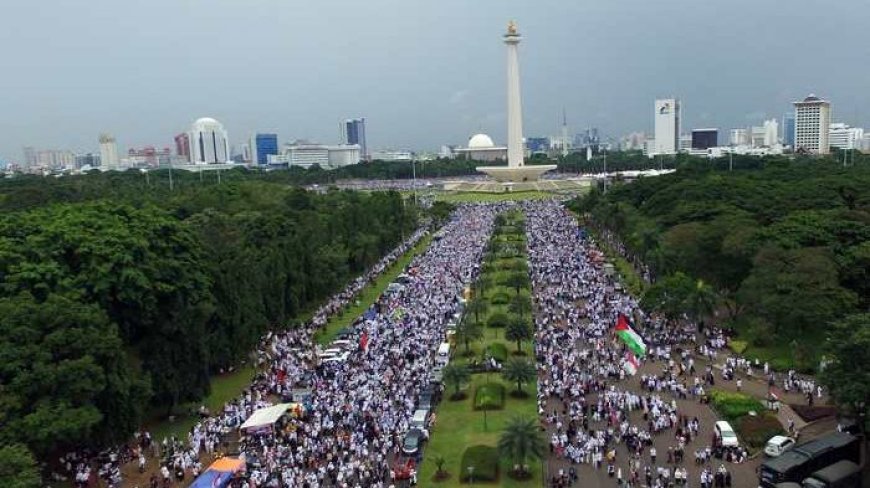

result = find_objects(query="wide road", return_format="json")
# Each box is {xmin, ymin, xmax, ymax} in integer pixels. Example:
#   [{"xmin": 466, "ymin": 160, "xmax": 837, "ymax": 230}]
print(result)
[{"xmin": 525, "ymin": 201, "xmax": 763, "ymax": 488}]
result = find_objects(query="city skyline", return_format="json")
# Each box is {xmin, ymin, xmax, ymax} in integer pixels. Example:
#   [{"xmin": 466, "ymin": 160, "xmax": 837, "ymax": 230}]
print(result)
[{"xmin": 1, "ymin": 0, "xmax": 869, "ymax": 163}]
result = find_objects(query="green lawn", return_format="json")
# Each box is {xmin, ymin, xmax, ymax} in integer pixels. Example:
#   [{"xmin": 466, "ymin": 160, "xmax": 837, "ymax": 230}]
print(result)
[
  {"xmin": 436, "ymin": 191, "xmax": 555, "ymax": 203},
  {"xmin": 419, "ymin": 210, "xmax": 541, "ymax": 487},
  {"xmin": 147, "ymin": 364, "xmax": 255, "ymax": 442},
  {"xmin": 314, "ymin": 234, "xmax": 433, "ymax": 345}
]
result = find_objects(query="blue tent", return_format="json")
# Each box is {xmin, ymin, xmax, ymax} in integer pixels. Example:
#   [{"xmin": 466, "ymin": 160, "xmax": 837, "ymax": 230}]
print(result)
[{"xmin": 188, "ymin": 458, "xmax": 245, "ymax": 488}]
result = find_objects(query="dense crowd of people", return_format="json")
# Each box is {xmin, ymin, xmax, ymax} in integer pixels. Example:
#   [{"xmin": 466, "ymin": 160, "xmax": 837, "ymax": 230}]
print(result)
[{"xmin": 525, "ymin": 201, "xmax": 738, "ymax": 488}]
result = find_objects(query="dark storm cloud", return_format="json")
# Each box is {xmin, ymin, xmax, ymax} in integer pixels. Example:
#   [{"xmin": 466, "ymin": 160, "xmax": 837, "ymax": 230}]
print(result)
[{"xmin": 1, "ymin": 0, "xmax": 867, "ymax": 161}]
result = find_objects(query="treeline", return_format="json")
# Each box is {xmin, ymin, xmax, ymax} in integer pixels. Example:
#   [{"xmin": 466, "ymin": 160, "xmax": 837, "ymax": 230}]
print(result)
[
  {"xmin": 571, "ymin": 159, "xmax": 870, "ymax": 372},
  {"xmin": 0, "ymin": 180, "xmax": 417, "ymax": 464}
]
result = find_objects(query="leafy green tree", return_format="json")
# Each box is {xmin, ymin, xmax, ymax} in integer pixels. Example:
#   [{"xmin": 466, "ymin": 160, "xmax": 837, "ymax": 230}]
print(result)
[
  {"xmin": 509, "ymin": 293, "xmax": 531, "ymax": 319},
  {"xmin": 0, "ymin": 444, "xmax": 40, "ymax": 488},
  {"xmin": 465, "ymin": 297, "xmax": 489, "ymax": 324},
  {"xmin": 502, "ymin": 358, "xmax": 537, "ymax": 394},
  {"xmin": 504, "ymin": 272, "xmax": 530, "ymax": 295},
  {"xmin": 497, "ymin": 416, "xmax": 546, "ymax": 477},
  {"xmin": 738, "ymin": 247, "xmax": 857, "ymax": 335},
  {"xmin": 455, "ymin": 319, "xmax": 484, "ymax": 355},
  {"xmin": 687, "ymin": 279, "xmax": 718, "ymax": 327},
  {"xmin": 641, "ymin": 272, "xmax": 694, "ymax": 321},
  {"xmin": 0, "ymin": 293, "xmax": 149, "ymax": 456},
  {"xmin": 505, "ymin": 318, "xmax": 533, "ymax": 354},
  {"xmin": 487, "ymin": 312, "xmax": 511, "ymax": 329},
  {"xmin": 819, "ymin": 314, "xmax": 870, "ymax": 423},
  {"xmin": 442, "ymin": 363, "xmax": 471, "ymax": 398}
]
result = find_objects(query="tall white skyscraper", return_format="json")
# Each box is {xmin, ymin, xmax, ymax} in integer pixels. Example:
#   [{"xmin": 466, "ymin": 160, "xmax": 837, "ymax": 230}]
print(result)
[
  {"xmin": 793, "ymin": 94, "xmax": 831, "ymax": 154},
  {"xmin": 99, "ymin": 134, "xmax": 119, "ymax": 170},
  {"xmin": 763, "ymin": 119, "xmax": 779, "ymax": 147},
  {"xmin": 654, "ymin": 98, "xmax": 680, "ymax": 155},
  {"xmin": 189, "ymin": 117, "xmax": 230, "ymax": 164}
]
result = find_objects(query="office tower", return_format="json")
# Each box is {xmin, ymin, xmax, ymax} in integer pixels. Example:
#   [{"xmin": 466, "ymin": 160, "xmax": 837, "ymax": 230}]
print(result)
[
  {"xmin": 691, "ymin": 129, "xmax": 718, "ymax": 150},
  {"xmin": 782, "ymin": 113, "xmax": 796, "ymax": 147},
  {"xmin": 793, "ymin": 94, "xmax": 831, "ymax": 154},
  {"xmin": 174, "ymin": 133, "xmax": 191, "ymax": 162},
  {"xmin": 189, "ymin": 117, "xmax": 230, "ymax": 164},
  {"xmin": 252, "ymin": 133, "xmax": 278, "ymax": 165},
  {"xmin": 341, "ymin": 118, "xmax": 368, "ymax": 160},
  {"xmin": 828, "ymin": 123, "xmax": 864, "ymax": 150},
  {"xmin": 763, "ymin": 119, "xmax": 779, "ymax": 147},
  {"xmin": 22, "ymin": 146, "xmax": 37, "ymax": 167},
  {"xmin": 75, "ymin": 153, "xmax": 100, "ymax": 169},
  {"xmin": 99, "ymin": 134, "xmax": 119, "ymax": 170},
  {"xmin": 654, "ymin": 98, "xmax": 680, "ymax": 155}
]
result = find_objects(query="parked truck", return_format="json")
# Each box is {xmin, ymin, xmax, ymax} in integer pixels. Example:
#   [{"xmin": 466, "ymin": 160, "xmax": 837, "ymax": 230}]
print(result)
[
  {"xmin": 759, "ymin": 432, "xmax": 860, "ymax": 488},
  {"xmin": 800, "ymin": 460, "xmax": 862, "ymax": 488}
]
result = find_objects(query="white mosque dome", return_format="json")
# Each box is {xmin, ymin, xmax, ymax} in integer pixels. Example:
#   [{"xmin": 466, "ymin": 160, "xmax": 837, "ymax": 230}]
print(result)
[
  {"xmin": 193, "ymin": 117, "xmax": 224, "ymax": 129},
  {"xmin": 468, "ymin": 133, "xmax": 495, "ymax": 149}
]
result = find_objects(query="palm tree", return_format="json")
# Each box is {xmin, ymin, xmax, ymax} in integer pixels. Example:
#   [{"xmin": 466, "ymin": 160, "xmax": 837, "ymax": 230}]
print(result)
[
  {"xmin": 442, "ymin": 363, "xmax": 470, "ymax": 399},
  {"xmin": 502, "ymin": 358, "xmax": 536, "ymax": 395},
  {"xmin": 498, "ymin": 416, "xmax": 546, "ymax": 478},
  {"xmin": 688, "ymin": 279, "xmax": 718, "ymax": 329},
  {"xmin": 505, "ymin": 318, "xmax": 532, "ymax": 354},
  {"xmin": 509, "ymin": 294, "xmax": 531, "ymax": 320},
  {"xmin": 455, "ymin": 319, "xmax": 484, "ymax": 355},
  {"xmin": 465, "ymin": 297, "xmax": 489, "ymax": 324}
]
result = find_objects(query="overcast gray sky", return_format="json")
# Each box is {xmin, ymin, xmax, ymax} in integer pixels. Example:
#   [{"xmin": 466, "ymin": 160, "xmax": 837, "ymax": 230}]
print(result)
[{"xmin": 1, "ymin": 0, "xmax": 867, "ymax": 162}]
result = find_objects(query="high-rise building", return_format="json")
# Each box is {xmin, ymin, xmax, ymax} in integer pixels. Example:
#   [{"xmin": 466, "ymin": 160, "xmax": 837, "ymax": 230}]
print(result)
[
  {"xmin": 189, "ymin": 117, "xmax": 230, "ymax": 164},
  {"xmin": 252, "ymin": 133, "xmax": 278, "ymax": 165},
  {"xmin": 174, "ymin": 133, "xmax": 191, "ymax": 162},
  {"xmin": 36, "ymin": 150, "xmax": 75, "ymax": 169},
  {"xmin": 782, "ymin": 113, "xmax": 796, "ymax": 147},
  {"xmin": 99, "ymin": 133, "xmax": 120, "ymax": 170},
  {"xmin": 75, "ymin": 153, "xmax": 100, "ymax": 169},
  {"xmin": 654, "ymin": 98, "xmax": 680, "ymax": 155},
  {"xmin": 828, "ymin": 123, "xmax": 864, "ymax": 150},
  {"xmin": 763, "ymin": 119, "xmax": 779, "ymax": 147},
  {"xmin": 679, "ymin": 134, "xmax": 692, "ymax": 152},
  {"xmin": 525, "ymin": 137, "xmax": 550, "ymax": 155},
  {"xmin": 691, "ymin": 129, "xmax": 718, "ymax": 150},
  {"xmin": 793, "ymin": 94, "xmax": 831, "ymax": 154},
  {"xmin": 341, "ymin": 118, "xmax": 368, "ymax": 161},
  {"xmin": 22, "ymin": 146, "xmax": 37, "ymax": 167}
]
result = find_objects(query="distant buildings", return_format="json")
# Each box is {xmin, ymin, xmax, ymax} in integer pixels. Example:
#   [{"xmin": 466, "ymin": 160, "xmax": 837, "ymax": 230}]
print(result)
[
  {"xmin": 341, "ymin": 118, "xmax": 368, "ymax": 161},
  {"xmin": 782, "ymin": 113, "xmax": 796, "ymax": 147},
  {"xmin": 794, "ymin": 94, "xmax": 831, "ymax": 154},
  {"xmin": 189, "ymin": 117, "xmax": 230, "ymax": 164},
  {"xmin": 828, "ymin": 123, "xmax": 864, "ymax": 150},
  {"xmin": 525, "ymin": 137, "xmax": 550, "ymax": 155},
  {"xmin": 270, "ymin": 141, "xmax": 360, "ymax": 168},
  {"xmin": 730, "ymin": 128, "xmax": 749, "ymax": 146},
  {"xmin": 453, "ymin": 134, "xmax": 508, "ymax": 162},
  {"xmin": 252, "ymin": 133, "xmax": 278, "ymax": 165},
  {"xmin": 691, "ymin": 129, "xmax": 718, "ymax": 150},
  {"xmin": 74, "ymin": 153, "xmax": 100, "ymax": 169},
  {"xmin": 22, "ymin": 146, "xmax": 37, "ymax": 167},
  {"xmin": 174, "ymin": 133, "xmax": 191, "ymax": 162},
  {"xmin": 370, "ymin": 150, "xmax": 413, "ymax": 162},
  {"xmin": 653, "ymin": 99, "xmax": 680, "ymax": 155},
  {"xmin": 125, "ymin": 146, "xmax": 171, "ymax": 167},
  {"xmin": 99, "ymin": 133, "xmax": 119, "ymax": 170}
]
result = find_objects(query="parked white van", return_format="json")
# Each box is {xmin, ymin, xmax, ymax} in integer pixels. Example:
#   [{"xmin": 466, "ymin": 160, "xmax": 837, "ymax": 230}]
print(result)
[{"xmin": 715, "ymin": 421, "xmax": 739, "ymax": 447}]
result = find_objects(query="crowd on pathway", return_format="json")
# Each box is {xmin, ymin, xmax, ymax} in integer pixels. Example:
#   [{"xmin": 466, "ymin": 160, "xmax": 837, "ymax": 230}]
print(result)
[
  {"xmin": 50, "ymin": 225, "xmax": 430, "ymax": 488},
  {"xmin": 525, "ymin": 200, "xmax": 741, "ymax": 488}
]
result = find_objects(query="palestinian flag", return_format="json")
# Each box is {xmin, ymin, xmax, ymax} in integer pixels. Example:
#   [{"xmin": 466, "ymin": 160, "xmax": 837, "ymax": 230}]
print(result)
[
  {"xmin": 615, "ymin": 314, "xmax": 647, "ymax": 357},
  {"xmin": 623, "ymin": 351, "xmax": 640, "ymax": 376}
]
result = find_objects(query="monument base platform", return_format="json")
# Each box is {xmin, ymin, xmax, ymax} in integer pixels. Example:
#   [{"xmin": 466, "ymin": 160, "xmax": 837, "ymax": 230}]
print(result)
[{"xmin": 476, "ymin": 164, "xmax": 558, "ymax": 183}]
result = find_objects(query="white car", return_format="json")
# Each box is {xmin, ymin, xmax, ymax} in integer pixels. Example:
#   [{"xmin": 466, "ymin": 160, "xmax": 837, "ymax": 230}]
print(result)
[
  {"xmin": 763, "ymin": 435, "xmax": 795, "ymax": 457},
  {"xmin": 715, "ymin": 421, "xmax": 739, "ymax": 448}
]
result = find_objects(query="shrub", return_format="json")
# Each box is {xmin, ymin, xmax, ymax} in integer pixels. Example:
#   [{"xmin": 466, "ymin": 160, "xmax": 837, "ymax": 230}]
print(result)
[
  {"xmin": 487, "ymin": 312, "xmax": 511, "ymax": 328},
  {"xmin": 460, "ymin": 445, "xmax": 499, "ymax": 482},
  {"xmin": 709, "ymin": 389, "xmax": 764, "ymax": 421},
  {"xmin": 729, "ymin": 340, "xmax": 748, "ymax": 355},
  {"xmin": 490, "ymin": 291, "xmax": 511, "ymax": 305},
  {"xmin": 474, "ymin": 382, "xmax": 506, "ymax": 410},
  {"xmin": 487, "ymin": 343, "xmax": 508, "ymax": 362},
  {"xmin": 789, "ymin": 404, "xmax": 837, "ymax": 423},
  {"xmin": 736, "ymin": 414, "xmax": 783, "ymax": 451}
]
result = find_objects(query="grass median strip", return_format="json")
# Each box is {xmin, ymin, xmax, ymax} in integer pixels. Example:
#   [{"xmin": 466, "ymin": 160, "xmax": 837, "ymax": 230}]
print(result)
[{"xmin": 314, "ymin": 234, "xmax": 433, "ymax": 345}]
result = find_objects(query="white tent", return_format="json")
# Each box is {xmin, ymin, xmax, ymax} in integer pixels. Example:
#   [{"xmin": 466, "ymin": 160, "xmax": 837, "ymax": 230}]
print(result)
[{"xmin": 240, "ymin": 404, "xmax": 292, "ymax": 433}]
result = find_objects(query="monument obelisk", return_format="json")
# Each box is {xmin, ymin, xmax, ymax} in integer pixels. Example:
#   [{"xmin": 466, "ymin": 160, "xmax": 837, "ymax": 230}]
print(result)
[{"xmin": 478, "ymin": 21, "xmax": 556, "ymax": 183}]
